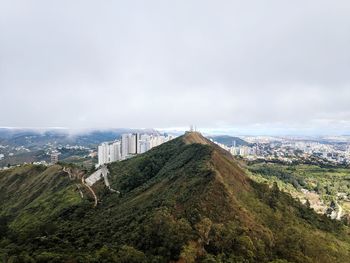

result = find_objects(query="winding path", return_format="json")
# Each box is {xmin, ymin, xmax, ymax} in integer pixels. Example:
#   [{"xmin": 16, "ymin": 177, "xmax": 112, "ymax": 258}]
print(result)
[
  {"xmin": 63, "ymin": 167, "xmax": 98, "ymax": 208},
  {"xmin": 81, "ymin": 177, "xmax": 98, "ymax": 208},
  {"xmin": 336, "ymin": 202, "xmax": 343, "ymax": 220}
]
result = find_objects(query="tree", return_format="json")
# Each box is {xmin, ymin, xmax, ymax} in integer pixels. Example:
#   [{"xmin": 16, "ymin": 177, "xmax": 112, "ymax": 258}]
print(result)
[
  {"xmin": 0, "ymin": 216, "xmax": 9, "ymax": 238},
  {"xmin": 116, "ymin": 245, "xmax": 147, "ymax": 263},
  {"xmin": 269, "ymin": 182, "xmax": 279, "ymax": 210},
  {"xmin": 196, "ymin": 218, "xmax": 212, "ymax": 245},
  {"xmin": 305, "ymin": 199, "xmax": 311, "ymax": 209}
]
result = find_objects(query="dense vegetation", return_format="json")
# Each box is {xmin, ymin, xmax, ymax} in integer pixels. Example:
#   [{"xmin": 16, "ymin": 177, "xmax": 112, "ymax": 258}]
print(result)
[
  {"xmin": 0, "ymin": 133, "xmax": 350, "ymax": 262},
  {"xmin": 248, "ymin": 163, "xmax": 350, "ymax": 217}
]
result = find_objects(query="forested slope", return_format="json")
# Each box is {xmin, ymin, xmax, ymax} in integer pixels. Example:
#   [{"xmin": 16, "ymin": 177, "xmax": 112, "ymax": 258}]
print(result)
[{"xmin": 0, "ymin": 133, "xmax": 349, "ymax": 262}]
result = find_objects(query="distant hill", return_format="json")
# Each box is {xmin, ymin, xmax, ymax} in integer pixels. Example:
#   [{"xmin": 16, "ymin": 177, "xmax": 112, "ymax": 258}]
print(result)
[
  {"xmin": 0, "ymin": 128, "xmax": 159, "ymax": 148},
  {"xmin": 207, "ymin": 135, "xmax": 249, "ymax": 146},
  {"xmin": 0, "ymin": 128, "xmax": 160, "ymax": 167},
  {"xmin": 0, "ymin": 132, "xmax": 349, "ymax": 262}
]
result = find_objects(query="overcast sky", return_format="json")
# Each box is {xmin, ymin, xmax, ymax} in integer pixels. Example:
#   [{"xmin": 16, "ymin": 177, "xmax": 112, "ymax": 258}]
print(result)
[{"xmin": 1, "ymin": 1, "xmax": 350, "ymax": 135}]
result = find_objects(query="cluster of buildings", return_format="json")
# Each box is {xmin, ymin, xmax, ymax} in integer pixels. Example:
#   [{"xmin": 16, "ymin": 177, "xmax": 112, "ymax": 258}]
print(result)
[
  {"xmin": 213, "ymin": 136, "xmax": 350, "ymax": 165},
  {"xmin": 57, "ymin": 145, "xmax": 89, "ymax": 151},
  {"xmin": 212, "ymin": 141, "xmax": 257, "ymax": 157},
  {"xmin": 229, "ymin": 145, "xmax": 257, "ymax": 156},
  {"xmin": 98, "ymin": 133, "xmax": 174, "ymax": 166},
  {"xmin": 276, "ymin": 140, "xmax": 350, "ymax": 164}
]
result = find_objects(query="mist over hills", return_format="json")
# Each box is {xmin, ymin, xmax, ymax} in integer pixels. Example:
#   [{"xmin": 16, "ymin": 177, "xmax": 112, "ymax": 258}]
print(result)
[
  {"xmin": 207, "ymin": 135, "xmax": 249, "ymax": 147},
  {"xmin": 0, "ymin": 132, "xmax": 349, "ymax": 262},
  {"xmin": 0, "ymin": 128, "xmax": 250, "ymax": 167},
  {"xmin": 0, "ymin": 128, "xmax": 161, "ymax": 167},
  {"xmin": 0, "ymin": 128, "xmax": 160, "ymax": 147}
]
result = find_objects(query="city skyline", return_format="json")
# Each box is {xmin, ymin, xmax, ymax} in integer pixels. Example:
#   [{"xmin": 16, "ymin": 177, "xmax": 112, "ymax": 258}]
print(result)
[{"xmin": 97, "ymin": 132, "xmax": 174, "ymax": 166}]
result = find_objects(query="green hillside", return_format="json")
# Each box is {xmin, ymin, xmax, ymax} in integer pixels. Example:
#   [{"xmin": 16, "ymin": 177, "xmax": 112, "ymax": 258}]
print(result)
[
  {"xmin": 0, "ymin": 132, "xmax": 350, "ymax": 262},
  {"xmin": 0, "ymin": 165, "xmax": 83, "ymax": 232}
]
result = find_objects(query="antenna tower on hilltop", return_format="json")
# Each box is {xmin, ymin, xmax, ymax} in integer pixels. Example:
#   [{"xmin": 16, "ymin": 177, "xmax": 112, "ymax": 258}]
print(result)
[{"xmin": 190, "ymin": 125, "xmax": 198, "ymax": 132}]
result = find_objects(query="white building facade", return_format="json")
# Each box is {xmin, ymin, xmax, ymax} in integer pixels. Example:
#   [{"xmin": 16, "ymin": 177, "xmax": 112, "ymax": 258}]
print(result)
[
  {"xmin": 98, "ymin": 133, "xmax": 174, "ymax": 166},
  {"xmin": 98, "ymin": 141, "xmax": 122, "ymax": 166}
]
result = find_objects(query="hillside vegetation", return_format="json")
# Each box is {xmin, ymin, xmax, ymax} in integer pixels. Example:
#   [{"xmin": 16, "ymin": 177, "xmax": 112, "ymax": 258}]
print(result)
[
  {"xmin": 0, "ymin": 132, "xmax": 350, "ymax": 262},
  {"xmin": 247, "ymin": 162, "xmax": 350, "ymax": 221}
]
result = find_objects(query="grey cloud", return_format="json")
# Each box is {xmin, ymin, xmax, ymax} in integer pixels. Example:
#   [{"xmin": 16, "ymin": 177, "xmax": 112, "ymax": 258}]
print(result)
[{"xmin": 0, "ymin": 0, "xmax": 350, "ymax": 134}]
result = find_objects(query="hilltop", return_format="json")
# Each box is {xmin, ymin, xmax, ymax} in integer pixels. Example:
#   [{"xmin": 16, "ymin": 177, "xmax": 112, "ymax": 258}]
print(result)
[{"xmin": 0, "ymin": 132, "xmax": 350, "ymax": 262}]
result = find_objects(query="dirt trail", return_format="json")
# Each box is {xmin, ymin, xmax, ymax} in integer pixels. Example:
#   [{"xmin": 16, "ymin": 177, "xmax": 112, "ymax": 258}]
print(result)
[
  {"xmin": 63, "ymin": 167, "xmax": 98, "ymax": 208},
  {"xmin": 336, "ymin": 202, "xmax": 343, "ymax": 220},
  {"xmin": 81, "ymin": 177, "xmax": 98, "ymax": 208}
]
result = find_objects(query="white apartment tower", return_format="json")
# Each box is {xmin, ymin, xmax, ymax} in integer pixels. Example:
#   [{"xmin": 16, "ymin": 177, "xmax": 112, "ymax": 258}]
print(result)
[
  {"xmin": 128, "ymin": 134, "xmax": 137, "ymax": 154},
  {"xmin": 98, "ymin": 143, "xmax": 108, "ymax": 165},
  {"xmin": 98, "ymin": 141, "xmax": 122, "ymax": 166},
  {"xmin": 121, "ymin": 133, "xmax": 140, "ymax": 157},
  {"xmin": 109, "ymin": 141, "xmax": 121, "ymax": 162},
  {"xmin": 121, "ymin": 134, "xmax": 130, "ymax": 158},
  {"xmin": 98, "ymin": 132, "xmax": 174, "ymax": 165}
]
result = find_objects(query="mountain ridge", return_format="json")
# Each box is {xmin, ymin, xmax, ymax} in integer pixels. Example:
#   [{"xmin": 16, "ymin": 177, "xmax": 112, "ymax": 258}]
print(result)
[{"xmin": 0, "ymin": 132, "xmax": 349, "ymax": 262}]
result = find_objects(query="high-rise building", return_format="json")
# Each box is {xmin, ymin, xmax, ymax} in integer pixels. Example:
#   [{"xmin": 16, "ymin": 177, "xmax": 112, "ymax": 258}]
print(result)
[
  {"xmin": 128, "ymin": 133, "xmax": 137, "ymax": 154},
  {"xmin": 98, "ymin": 133, "xmax": 174, "ymax": 165},
  {"xmin": 109, "ymin": 141, "xmax": 121, "ymax": 162},
  {"xmin": 139, "ymin": 139, "xmax": 151, "ymax": 154},
  {"xmin": 121, "ymin": 134, "xmax": 130, "ymax": 159},
  {"xmin": 50, "ymin": 151, "xmax": 60, "ymax": 164},
  {"xmin": 98, "ymin": 141, "xmax": 122, "ymax": 166},
  {"xmin": 138, "ymin": 134, "xmax": 151, "ymax": 153},
  {"xmin": 98, "ymin": 142, "xmax": 109, "ymax": 166}
]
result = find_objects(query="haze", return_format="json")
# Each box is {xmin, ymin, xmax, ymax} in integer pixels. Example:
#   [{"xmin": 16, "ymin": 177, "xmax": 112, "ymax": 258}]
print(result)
[{"xmin": 1, "ymin": 1, "xmax": 350, "ymax": 135}]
